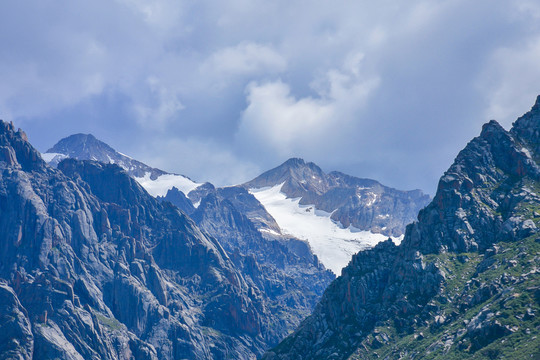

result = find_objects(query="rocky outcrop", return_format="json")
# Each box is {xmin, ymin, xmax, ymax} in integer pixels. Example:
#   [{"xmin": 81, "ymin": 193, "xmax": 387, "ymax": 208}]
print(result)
[
  {"xmin": 243, "ymin": 158, "xmax": 430, "ymax": 237},
  {"xmin": 158, "ymin": 186, "xmax": 195, "ymax": 215},
  {"xmin": 264, "ymin": 97, "xmax": 540, "ymax": 359},
  {"xmin": 186, "ymin": 182, "xmax": 216, "ymax": 205},
  {"xmin": 213, "ymin": 186, "xmax": 282, "ymax": 234},
  {"xmin": 406, "ymin": 118, "xmax": 540, "ymax": 255}
]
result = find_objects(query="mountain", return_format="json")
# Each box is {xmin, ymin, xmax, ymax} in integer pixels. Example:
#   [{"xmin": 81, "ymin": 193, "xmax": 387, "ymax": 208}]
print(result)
[
  {"xmin": 43, "ymin": 130, "xmax": 336, "ymax": 341},
  {"xmin": 0, "ymin": 120, "xmax": 332, "ymax": 359},
  {"xmin": 242, "ymin": 158, "xmax": 431, "ymax": 273},
  {"xmin": 43, "ymin": 133, "xmax": 201, "ymax": 197},
  {"xmin": 263, "ymin": 97, "xmax": 540, "ymax": 359},
  {"xmin": 44, "ymin": 133, "xmax": 430, "ymax": 275},
  {"xmin": 244, "ymin": 158, "xmax": 430, "ymax": 237}
]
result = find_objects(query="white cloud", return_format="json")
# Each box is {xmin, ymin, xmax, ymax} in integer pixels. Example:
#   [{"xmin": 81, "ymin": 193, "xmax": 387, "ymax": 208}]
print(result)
[
  {"xmin": 515, "ymin": 0, "xmax": 540, "ymax": 19},
  {"xmin": 0, "ymin": 1, "xmax": 158, "ymax": 120},
  {"xmin": 134, "ymin": 76, "xmax": 185, "ymax": 129},
  {"xmin": 478, "ymin": 35, "xmax": 540, "ymax": 125},
  {"xmin": 235, "ymin": 53, "xmax": 379, "ymax": 157},
  {"xmin": 117, "ymin": 0, "xmax": 187, "ymax": 32},
  {"xmin": 201, "ymin": 42, "xmax": 287, "ymax": 77},
  {"xmin": 238, "ymin": 80, "xmax": 332, "ymax": 155},
  {"xmin": 136, "ymin": 137, "xmax": 260, "ymax": 186}
]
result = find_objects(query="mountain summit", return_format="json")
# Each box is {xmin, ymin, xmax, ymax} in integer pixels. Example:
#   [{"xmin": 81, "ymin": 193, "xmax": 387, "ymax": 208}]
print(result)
[
  {"xmin": 47, "ymin": 133, "xmax": 124, "ymax": 164},
  {"xmin": 244, "ymin": 157, "xmax": 430, "ymax": 238},
  {"xmin": 43, "ymin": 134, "xmax": 201, "ymax": 197},
  {"xmin": 245, "ymin": 157, "xmax": 331, "ymax": 197}
]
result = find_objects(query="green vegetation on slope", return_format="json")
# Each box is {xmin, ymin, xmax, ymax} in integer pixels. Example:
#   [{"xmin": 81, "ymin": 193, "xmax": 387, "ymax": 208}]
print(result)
[{"xmin": 349, "ymin": 235, "xmax": 540, "ymax": 360}]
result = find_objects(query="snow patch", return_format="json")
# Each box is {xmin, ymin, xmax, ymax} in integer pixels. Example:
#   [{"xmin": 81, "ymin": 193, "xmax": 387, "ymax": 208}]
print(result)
[
  {"xmin": 250, "ymin": 183, "xmax": 389, "ymax": 275},
  {"xmin": 365, "ymin": 192, "xmax": 377, "ymax": 206},
  {"xmin": 520, "ymin": 147, "xmax": 532, "ymax": 158},
  {"xmin": 118, "ymin": 151, "xmax": 133, "ymax": 159},
  {"xmin": 392, "ymin": 234, "xmax": 404, "ymax": 245},
  {"xmin": 41, "ymin": 152, "xmax": 68, "ymax": 163},
  {"xmin": 259, "ymin": 228, "xmax": 281, "ymax": 236},
  {"xmin": 134, "ymin": 172, "xmax": 201, "ymax": 197}
]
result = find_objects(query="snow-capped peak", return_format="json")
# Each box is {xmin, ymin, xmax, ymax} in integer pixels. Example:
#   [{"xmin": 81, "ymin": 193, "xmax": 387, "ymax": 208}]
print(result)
[{"xmin": 43, "ymin": 134, "xmax": 202, "ymax": 199}]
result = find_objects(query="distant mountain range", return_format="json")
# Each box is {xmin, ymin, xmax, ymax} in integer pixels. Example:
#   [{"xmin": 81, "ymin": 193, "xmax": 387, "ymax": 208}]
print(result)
[{"xmin": 42, "ymin": 137, "xmax": 430, "ymax": 274}]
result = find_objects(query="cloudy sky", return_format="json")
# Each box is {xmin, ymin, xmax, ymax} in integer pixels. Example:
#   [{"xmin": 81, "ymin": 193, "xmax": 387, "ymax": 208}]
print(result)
[{"xmin": 1, "ymin": 0, "xmax": 540, "ymax": 194}]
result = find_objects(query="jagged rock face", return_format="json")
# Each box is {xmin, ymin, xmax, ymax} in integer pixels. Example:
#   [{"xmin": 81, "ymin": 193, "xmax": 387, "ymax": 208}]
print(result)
[
  {"xmin": 243, "ymin": 158, "xmax": 430, "ymax": 237},
  {"xmin": 408, "ymin": 118, "xmax": 540, "ymax": 255},
  {"xmin": 326, "ymin": 172, "xmax": 429, "ymax": 237},
  {"xmin": 264, "ymin": 98, "xmax": 540, "ymax": 359},
  {"xmin": 190, "ymin": 188, "xmax": 334, "ymax": 320},
  {"xmin": 158, "ymin": 186, "xmax": 195, "ymax": 215},
  {"xmin": 0, "ymin": 120, "xmax": 323, "ymax": 359},
  {"xmin": 214, "ymin": 186, "xmax": 282, "ymax": 234},
  {"xmin": 186, "ymin": 182, "xmax": 216, "ymax": 205},
  {"xmin": 512, "ymin": 96, "xmax": 540, "ymax": 157},
  {"xmin": 179, "ymin": 181, "xmax": 334, "ymax": 338},
  {"xmin": 192, "ymin": 192, "xmax": 263, "ymax": 254}
]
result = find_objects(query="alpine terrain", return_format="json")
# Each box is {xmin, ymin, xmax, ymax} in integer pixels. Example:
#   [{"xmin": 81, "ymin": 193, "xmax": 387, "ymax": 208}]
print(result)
[
  {"xmin": 263, "ymin": 97, "xmax": 540, "ymax": 359},
  {"xmin": 0, "ymin": 121, "xmax": 333, "ymax": 359},
  {"xmin": 242, "ymin": 159, "xmax": 430, "ymax": 274},
  {"xmin": 44, "ymin": 135, "xmax": 430, "ymax": 275}
]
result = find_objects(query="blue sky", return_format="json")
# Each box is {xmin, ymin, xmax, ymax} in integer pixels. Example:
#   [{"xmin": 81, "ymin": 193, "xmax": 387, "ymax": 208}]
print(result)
[{"xmin": 1, "ymin": 0, "xmax": 540, "ymax": 194}]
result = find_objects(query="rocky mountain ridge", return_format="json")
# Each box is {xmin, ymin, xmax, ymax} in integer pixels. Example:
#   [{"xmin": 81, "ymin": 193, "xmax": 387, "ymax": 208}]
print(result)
[
  {"xmin": 243, "ymin": 157, "xmax": 430, "ymax": 237},
  {"xmin": 43, "ymin": 134, "xmax": 200, "ymax": 197},
  {"xmin": 0, "ymin": 120, "xmax": 332, "ymax": 359},
  {"xmin": 263, "ymin": 97, "xmax": 540, "ymax": 359},
  {"xmin": 45, "ymin": 133, "xmax": 428, "ymax": 274},
  {"xmin": 45, "ymin": 133, "xmax": 163, "ymax": 179}
]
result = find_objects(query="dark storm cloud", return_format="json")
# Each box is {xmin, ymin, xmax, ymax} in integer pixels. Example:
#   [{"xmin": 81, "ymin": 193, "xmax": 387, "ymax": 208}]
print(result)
[{"xmin": 1, "ymin": 0, "xmax": 539, "ymax": 193}]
